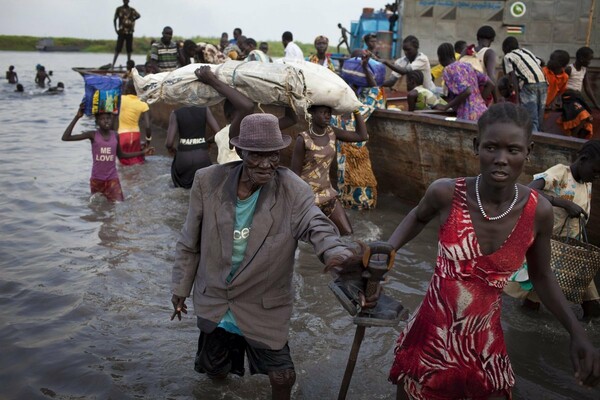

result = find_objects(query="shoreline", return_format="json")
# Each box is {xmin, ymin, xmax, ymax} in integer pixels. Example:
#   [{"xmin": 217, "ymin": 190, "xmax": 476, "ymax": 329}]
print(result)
[{"xmin": 0, "ymin": 35, "xmax": 333, "ymax": 58}]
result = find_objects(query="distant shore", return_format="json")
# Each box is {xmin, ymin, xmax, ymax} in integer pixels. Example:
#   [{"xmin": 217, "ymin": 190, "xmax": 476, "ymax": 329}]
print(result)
[{"xmin": 0, "ymin": 35, "xmax": 336, "ymax": 58}]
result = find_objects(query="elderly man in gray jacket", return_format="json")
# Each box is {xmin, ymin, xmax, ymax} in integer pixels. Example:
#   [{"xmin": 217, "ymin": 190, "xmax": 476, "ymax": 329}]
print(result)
[{"xmin": 171, "ymin": 112, "xmax": 362, "ymax": 400}]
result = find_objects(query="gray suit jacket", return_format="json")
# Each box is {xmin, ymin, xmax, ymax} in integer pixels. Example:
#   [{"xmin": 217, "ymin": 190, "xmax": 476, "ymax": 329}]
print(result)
[{"xmin": 172, "ymin": 162, "xmax": 351, "ymax": 350}]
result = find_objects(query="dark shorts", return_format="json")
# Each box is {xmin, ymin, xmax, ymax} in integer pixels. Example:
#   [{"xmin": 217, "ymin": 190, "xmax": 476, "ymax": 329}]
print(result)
[
  {"xmin": 115, "ymin": 33, "xmax": 133, "ymax": 53},
  {"xmin": 89, "ymin": 177, "xmax": 124, "ymax": 202},
  {"xmin": 194, "ymin": 327, "xmax": 294, "ymax": 378}
]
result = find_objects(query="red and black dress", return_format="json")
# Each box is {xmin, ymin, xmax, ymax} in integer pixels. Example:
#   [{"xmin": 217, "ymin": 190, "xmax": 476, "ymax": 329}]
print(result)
[{"xmin": 389, "ymin": 178, "xmax": 538, "ymax": 399}]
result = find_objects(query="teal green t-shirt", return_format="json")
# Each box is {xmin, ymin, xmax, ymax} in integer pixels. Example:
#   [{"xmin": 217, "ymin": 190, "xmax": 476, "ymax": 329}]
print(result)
[{"xmin": 218, "ymin": 188, "xmax": 261, "ymax": 335}]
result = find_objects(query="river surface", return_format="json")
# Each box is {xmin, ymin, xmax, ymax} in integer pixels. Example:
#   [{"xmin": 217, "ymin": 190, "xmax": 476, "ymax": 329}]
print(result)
[{"xmin": 0, "ymin": 51, "xmax": 598, "ymax": 400}]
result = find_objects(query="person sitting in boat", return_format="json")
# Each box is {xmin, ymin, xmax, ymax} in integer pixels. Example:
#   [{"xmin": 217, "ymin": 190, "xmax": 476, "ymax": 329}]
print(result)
[
  {"xmin": 177, "ymin": 40, "xmax": 197, "ymax": 66},
  {"xmin": 244, "ymin": 38, "xmax": 270, "ymax": 63},
  {"xmin": 143, "ymin": 61, "xmax": 158, "ymax": 76},
  {"xmin": 219, "ymin": 32, "xmax": 229, "ymax": 52},
  {"xmin": 222, "ymin": 41, "xmax": 242, "ymax": 60},
  {"xmin": 259, "ymin": 42, "xmax": 273, "ymax": 62},
  {"xmin": 566, "ymin": 46, "xmax": 600, "ymax": 111},
  {"xmin": 195, "ymin": 42, "xmax": 227, "ymax": 64},
  {"xmin": 406, "ymin": 70, "xmax": 446, "ymax": 112}
]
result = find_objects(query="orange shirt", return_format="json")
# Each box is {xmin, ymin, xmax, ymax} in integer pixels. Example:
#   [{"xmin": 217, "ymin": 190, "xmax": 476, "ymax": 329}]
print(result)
[{"xmin": 543, "ymin": 66, "xmax": 568, "ymax": 106}]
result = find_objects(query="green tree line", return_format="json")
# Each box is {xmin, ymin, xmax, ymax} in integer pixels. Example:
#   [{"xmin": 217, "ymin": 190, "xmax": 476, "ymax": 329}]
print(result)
[{"xmin": 0, "ymin": 35, "xmax": 339, "ymax": 58}]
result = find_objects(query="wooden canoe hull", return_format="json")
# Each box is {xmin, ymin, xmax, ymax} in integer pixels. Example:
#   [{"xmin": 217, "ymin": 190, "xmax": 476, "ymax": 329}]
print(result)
[
  {"xmin": 367, "ymin": 109, "xmax": 599, "ymax": 243},
  {"xmin": 148, "ymin": 103, "xmax": 600, "ymax": 244}
]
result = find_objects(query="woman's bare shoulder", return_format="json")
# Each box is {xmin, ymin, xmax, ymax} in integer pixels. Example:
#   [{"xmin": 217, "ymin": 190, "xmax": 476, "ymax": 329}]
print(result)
[{"xmin": 424, "ymin": 178, "xmax": 458, "ymax": 207}]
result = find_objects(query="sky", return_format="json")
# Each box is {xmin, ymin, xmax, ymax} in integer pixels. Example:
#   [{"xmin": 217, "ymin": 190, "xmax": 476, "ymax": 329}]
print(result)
[{"xmin": 0, "ymin": 0, "xmax": 384, "ymax": 45}]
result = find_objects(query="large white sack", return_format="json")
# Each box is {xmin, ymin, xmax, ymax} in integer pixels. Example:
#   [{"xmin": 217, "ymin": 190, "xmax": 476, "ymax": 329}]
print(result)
[
  {"xmin": 213, "ymin": 60, "xmax": 309, "ymax": 113},
  {"xmin": 132, "ymin": 63, "xmax": 224, "ymax": 107},
  {"xmin": 276, "ymin": 59, "xmax": 362, "ymax": 114},
  {"xmin": 132, "ymin": 60, "xmax": 361, "ymax": 115}
]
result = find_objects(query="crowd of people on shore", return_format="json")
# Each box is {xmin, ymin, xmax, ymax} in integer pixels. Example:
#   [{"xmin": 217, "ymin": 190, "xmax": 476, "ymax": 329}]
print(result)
[{"xmin": 47, "ymin": 1, "xmax": 600, "ymax": 398}]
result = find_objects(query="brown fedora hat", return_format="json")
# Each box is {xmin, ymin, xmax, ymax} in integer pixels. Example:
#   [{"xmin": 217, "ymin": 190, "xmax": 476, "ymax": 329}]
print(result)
[{"xmin": 230, "ymin": 113, "xmax": 292, "ymax": 152}]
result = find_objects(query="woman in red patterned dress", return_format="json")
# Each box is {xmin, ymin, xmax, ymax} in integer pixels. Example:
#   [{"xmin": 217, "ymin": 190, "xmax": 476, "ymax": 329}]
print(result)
[{"xmin": 387, "ymin": 103, "xmax": 600, "ymax": 399}]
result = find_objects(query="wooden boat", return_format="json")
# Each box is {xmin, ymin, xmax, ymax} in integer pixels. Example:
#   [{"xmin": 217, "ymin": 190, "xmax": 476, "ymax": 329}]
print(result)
[
  {"xmin": 147, "ymin": 100, "xmax": 600, "ymax": 244},
  {"xmin": 72, "ymin": 66, "xmax": 128, "ymax": 77}
]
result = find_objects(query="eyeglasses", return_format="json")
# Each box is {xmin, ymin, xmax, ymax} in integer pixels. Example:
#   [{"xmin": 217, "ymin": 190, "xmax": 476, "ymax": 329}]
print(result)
[{"xmin": 245, "ymin": 151, "xmax": 280, "ymax": 166}]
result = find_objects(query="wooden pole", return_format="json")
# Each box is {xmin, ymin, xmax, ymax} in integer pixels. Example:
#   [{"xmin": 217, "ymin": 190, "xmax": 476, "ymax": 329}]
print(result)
[
  {"xmin": 586, "ymin": 0, "xmax": 596, "ymax": 46},
  {"xmin": 337, "ymin": 325, "xmax": 366, "ymax": 400}
]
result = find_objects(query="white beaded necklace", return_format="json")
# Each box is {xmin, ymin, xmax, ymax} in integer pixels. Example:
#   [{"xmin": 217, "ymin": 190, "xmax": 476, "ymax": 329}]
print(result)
[
  {"xmin": 475, "ymin": 174, "xmax": 519, "ymax": 221},
  {"xmin": 309, "ymin": 123, "xmax": 327, "ymax": 137}
]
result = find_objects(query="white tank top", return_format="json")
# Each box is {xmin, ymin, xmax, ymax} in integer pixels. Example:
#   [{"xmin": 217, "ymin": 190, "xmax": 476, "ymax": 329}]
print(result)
[
  {"xmin": 476, "ymin": 47, "xmax": 489, "ymax": 72},
  {"xmin": 566, "ymin": 64, "xmax": 586, "ymax": 91}
]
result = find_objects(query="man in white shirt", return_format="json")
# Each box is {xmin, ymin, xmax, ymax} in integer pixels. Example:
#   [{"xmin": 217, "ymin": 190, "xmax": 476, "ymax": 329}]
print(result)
[
  {"xmin": 378, "ymin": 35, "xmax": 436, "ymax": 92},
  {"xmin": 282, "ymin": 31, "xmax": 304, "ymax": 61}
]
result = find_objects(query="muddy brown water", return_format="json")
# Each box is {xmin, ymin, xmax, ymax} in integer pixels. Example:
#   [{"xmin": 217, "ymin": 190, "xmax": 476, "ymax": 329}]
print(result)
[{"xmin": 0, "ymin": 51, "xmax": 598, "ymax": 399}]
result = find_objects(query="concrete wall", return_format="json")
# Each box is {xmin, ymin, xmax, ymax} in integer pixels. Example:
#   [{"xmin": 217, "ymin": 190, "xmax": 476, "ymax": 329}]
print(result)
[{"xmin": 401, "ymin": 0, "xmax": 599, "ymax": 66}]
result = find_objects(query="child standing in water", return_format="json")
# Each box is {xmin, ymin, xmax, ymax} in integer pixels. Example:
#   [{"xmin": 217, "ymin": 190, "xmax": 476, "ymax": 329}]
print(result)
[
  {"xmin": 62, "ymin": 104, "xmax": 154, "ymax": 201},
  {"xmin": 387, "ymin": 103, "xmax": 600, "ymax": 399},
  {"xmin": 291, "ymin": 106, "xmax": 368, "ymax": 235},
  {"xmin": 6, "ymin": 65, "xmax": 18, "ymax": 84}
]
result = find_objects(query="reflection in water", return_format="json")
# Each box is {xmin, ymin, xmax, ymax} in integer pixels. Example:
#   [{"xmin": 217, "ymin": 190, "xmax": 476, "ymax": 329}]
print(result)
[{"xmin": 0, "ymin": 51, "xmax": 598, "ymax": 399}]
